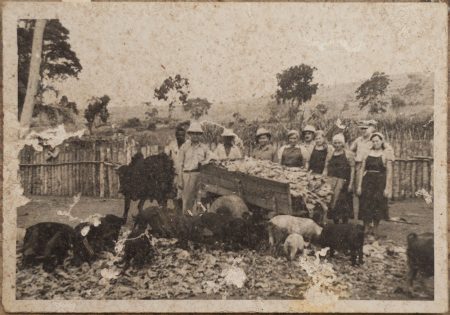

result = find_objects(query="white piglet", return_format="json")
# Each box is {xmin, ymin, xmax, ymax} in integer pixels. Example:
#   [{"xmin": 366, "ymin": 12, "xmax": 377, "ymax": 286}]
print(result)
[
  {"xmin": 268, "ymin": 215, "xmax": 322, "ymax": 253},
  {"xmin": 283, "ymin": 233, "xmax": 305, "ymax": 261}
]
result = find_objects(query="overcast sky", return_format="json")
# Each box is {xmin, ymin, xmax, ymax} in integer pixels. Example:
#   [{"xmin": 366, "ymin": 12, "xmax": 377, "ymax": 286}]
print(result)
[{"xmin": 44, "ymin": 3, "xmax": 443, "ymax": 108}]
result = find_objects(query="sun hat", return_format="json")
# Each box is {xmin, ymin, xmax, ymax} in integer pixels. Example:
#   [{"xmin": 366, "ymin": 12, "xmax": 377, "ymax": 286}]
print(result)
[
  {"xmin": 186, "ymin": 121, "xmax": 203, "ymax": 133},
  {"xmin": 287, "ymin": 130, "xmax": 300, "ymax": 138},
  {"xmin": 302, "ymin": 125, "xmax": 316, "ymax": 134},
  {"xmin": 221, "ymin": 128, "xmax": 235, "ymax": 137},
  {"xmin": 256, "ymin": 127, "xmax": 271, "ymax": 137}
]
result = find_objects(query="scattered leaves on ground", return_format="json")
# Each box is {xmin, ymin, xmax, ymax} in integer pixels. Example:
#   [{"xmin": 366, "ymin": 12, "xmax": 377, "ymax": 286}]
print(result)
[{"xmin": 16, "ymin": 230, "xmax": 433, "ymax": 300}]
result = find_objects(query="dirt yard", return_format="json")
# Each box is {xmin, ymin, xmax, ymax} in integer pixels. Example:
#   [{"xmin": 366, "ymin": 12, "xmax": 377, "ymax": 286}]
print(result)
[{"xmin": 15, "ymin": 196, "xmax": 434, "ymax": 300}]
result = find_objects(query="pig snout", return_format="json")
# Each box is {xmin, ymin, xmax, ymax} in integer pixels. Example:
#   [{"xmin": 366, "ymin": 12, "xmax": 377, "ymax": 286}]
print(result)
[{"xmin": 283, "ymin": 233, "xmax": 305, "ymax": 261}]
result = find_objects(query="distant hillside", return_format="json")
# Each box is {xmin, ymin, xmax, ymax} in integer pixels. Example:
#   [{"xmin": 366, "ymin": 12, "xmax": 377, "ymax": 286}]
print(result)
[{"xmin": 109, "ymin": 72, "xmax": 434, "ymax": 124}]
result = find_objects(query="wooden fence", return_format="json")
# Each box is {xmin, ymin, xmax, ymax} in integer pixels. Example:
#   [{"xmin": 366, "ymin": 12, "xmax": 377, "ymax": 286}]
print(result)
[
  {"xmin": 19, "ymin": 137, "xmax": 433, "ymax": 200},
  {"xmin": 19, "ymin": 138, "xmax": 163, "ymax": 198}
]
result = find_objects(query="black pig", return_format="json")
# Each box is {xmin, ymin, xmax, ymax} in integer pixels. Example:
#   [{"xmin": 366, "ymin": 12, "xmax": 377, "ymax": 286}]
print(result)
[
  {"xmin": 73, "ymin": 214, "xmax": 124, "ymax": 265},
  {"xmin": 317, "ymin": 223, "xmax": 364, "ymax": 266},
  {"xmin": 134, "ymin": 206, "xmax": 202, "ymax": 249},
  {"xmin": 22, "ymin": 222, "xmax": 76, "ymax": 272},
  {"xmin": 120, "ymin": 226, "xmax": 155, "ymax": 270},
  {"xmin": 407, "ymin": 232, "xmax": 434, "ymax": 286},
  {"xmin": 117, "ymin": 152, "xmax": 175, "ymax": 222}
]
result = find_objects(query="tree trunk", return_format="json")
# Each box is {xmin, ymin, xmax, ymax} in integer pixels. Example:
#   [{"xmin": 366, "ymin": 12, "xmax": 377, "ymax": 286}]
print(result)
[{"xmin": 20, "ymin": 19, "xmax": 47, "ymax": 137}]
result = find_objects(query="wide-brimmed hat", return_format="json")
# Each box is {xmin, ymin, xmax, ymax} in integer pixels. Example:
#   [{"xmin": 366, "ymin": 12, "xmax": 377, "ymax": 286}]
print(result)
[
  {"xmin": 186, "ymin": 122, "xmax": 203, "ymax": 134},
  {"xmin": 256, "ymin": 127, "xmax": 271, "ymax": 137},
  {"xmin": 287, "ymin": 130, "xmax": 300, "ymax": 138},
  {"xmin": 221, "ymin": 128, "xmax": 235, "ymax": 137},
  {"xmin": 302, "ymin": 125, "xmax": 316, "ymax": 134}
]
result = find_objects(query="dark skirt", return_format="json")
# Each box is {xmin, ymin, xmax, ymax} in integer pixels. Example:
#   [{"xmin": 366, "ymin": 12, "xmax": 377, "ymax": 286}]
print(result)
[
  {"xmin": 327, "ymin": 186, "xmax": 354, "ymax": 221},
  {"xmin": 359, "ymin": 172, "xmax": 389, "ymax": 221}
]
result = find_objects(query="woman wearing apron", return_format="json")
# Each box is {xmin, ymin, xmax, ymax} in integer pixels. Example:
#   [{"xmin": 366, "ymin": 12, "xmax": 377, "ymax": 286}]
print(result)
[
  {"xmin": 357, "ymin": 132, "xmax": 393, "ymax": 237},
  {"xmin": 252, "ymin": 128, "xmax": 277, "ymax": 162},
  {"xmin": 277, "ymin": 130, "xmax": 307, "ymax": 168},
  {"xmin": 323, "ymin": 133, "xmax": 355, "ymax": 224},
  {"xmin": 308, "ymin": 130, "xmax": 328, "ymax": 174}
]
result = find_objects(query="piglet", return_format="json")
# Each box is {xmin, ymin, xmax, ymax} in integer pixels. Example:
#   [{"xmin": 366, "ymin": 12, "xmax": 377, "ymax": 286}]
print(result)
[
  {"xmin": 283, "ymin": 233, "xmax": 305, "ymax": 261},
  {"xmin": 407, "ymin": 232, "xmax": 434, "ymax": 286},
  {"xmin": 268, "ymin": 215, "xmax": 323, "ymax": 254},
  {"xmin": 120, "ymin": 226, "xmax": 155, "ymax": 270},
  {"xmin": 317, "ymin": 223, "xmax": 364, "ymax": 266}
]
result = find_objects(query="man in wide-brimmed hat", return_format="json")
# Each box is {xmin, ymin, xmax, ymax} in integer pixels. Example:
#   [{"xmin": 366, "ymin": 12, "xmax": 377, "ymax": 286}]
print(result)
[
  {"xmin": 300, "ymin": 124, "xmax": 317, "ymax": 161},
  {"xmin": 178, "ymin": 121, "xmax": 212, "ymax": 214},
  {"xmin": 350, "ymin": 120, "xmax": 378, "ymax": 163},
  {"xmin": 213, "ymin": 128, "xmax": 243, "ymax": 160},
  {"xmin": 251, "ymin": 127, "xmax": 277, "ymax": 162}
]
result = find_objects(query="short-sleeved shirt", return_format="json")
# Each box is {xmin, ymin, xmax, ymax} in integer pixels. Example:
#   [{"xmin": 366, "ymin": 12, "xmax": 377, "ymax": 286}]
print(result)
[
  {"xmin": 214, "ymin": 144, "xmax": 243, "ymax": 160},
  {"xmin": 179, "ymin": 141, "xmax": 210, "ymax": 172},
  {"xmin": 351, "ymin": 136, "xmax": 395, "ymax": 163},
  {"xmin": 350, "ymin": 136, "xmax": 372, "ymax": 163},
  {"xmin": 252, "ymin": 144, "xmax": 277, "ymax": 162}
]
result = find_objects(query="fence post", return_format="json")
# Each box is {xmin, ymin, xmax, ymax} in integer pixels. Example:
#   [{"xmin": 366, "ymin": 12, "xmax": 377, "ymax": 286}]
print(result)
[
  {"xmin": 99, "ymin": 144, "xmax": 105, "ymax": 198},
  {"xmin": 107, "ymin": 146, "xmax": 113, "ymax": 198}
]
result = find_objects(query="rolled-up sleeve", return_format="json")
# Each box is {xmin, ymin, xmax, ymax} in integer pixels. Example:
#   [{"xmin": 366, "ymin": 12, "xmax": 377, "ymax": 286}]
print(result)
[{"xmin": 384, "ymin": 143, "xmax": 395, "ymax": 161}]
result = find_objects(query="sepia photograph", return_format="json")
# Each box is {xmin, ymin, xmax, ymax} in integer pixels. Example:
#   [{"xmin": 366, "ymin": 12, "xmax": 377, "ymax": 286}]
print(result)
[{"xmin": 2, "ymin": 2, "xmax": 448, "ymax": 313}]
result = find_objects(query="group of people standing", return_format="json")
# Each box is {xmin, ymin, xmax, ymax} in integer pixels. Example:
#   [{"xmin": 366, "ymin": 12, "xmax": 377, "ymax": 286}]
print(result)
[{"xmin": 165, "ymin": 119, "xmax": 394, "ymax": 238}]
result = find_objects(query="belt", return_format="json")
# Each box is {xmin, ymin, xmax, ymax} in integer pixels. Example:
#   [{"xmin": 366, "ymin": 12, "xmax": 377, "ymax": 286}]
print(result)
[
  {"xmin": 366, "ymin": 170, "xmax": 381, "ymax": 173},
  {"xmin": 184, "ymin": 169, "xmax": 199, "ymax": 173}
]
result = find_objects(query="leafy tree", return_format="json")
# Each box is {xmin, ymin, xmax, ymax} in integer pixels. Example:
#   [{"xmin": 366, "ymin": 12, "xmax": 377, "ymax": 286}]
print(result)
[
  {"xmin": 275, "ymin": 64, "xmax": 319, "ymax": 121},
  {"xmin": 184, "ymin": 97, "xmax": 212, "ymax": 119},
  {"xmin": 154, "ymin": 75, "xmax": 189, "ymax": 119},
  {"xmin": 18, "ymin": 19, "xmax": 82, "ymax": 120},
  {"xmin": 84, "ymin": 95, "xmax": 110, "ymax": 134},
  {"xmin": 355, "ymin": 72, "xmax": 391, "ymax": 114}
]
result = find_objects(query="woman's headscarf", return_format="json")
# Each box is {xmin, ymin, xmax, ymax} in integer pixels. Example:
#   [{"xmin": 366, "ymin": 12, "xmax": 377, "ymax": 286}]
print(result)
[
  {"xmin": 369, "ymin": 132, "xmax": 384, "ymax": 142},
  {"xmin": 287, "ymin": 130, "xmax": 300, "ymax": 139},
  {"xmin": 332, "ymin": 133, "xmax": 345, "ymax": 144}
]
